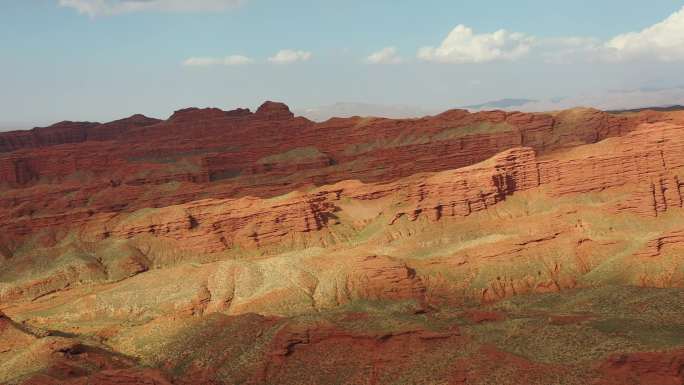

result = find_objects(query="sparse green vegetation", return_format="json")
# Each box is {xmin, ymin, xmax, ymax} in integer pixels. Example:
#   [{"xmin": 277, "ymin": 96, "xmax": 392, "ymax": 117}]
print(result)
[
  {"xmin": 433, "ymin": 122, "xmax": 514, "ymax": 140},
  {"xmin": 343, "ymin": 122, "xmax": 515, "ymax": 156},
  {"xmin": 257, "ymin": 146, "xmax": 326, "ymax": 164},
  {"xmin": 480, "ymin": 286, "xmax": 684, "ymax": 364}
]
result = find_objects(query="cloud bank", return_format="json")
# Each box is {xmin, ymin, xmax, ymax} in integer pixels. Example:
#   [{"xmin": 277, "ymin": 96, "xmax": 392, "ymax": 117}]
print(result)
[
  {"xmin": 268, "ymin": 49, "xmax": 312, "ymax": 64},
  {"xmin": 59, "ymin": 0, "xmax": 245, "ymax": 17},
  {"xmin": 418, "ymin": 25, "xmax": 534, "ymax": 63},
  {"xmin": 182, "ymin": 55, "xmax": 252, "ymax": 67},
  {"xmin": 604, "ymin": 6, "xmax": 684, "ymax": 61},
  {"xmin": 366, "ymin": 47, "xmax": 403, "ymax": 64},
  {"xmin": 417, "ymin": 6, "xmax": 684, "ymax": 64}
]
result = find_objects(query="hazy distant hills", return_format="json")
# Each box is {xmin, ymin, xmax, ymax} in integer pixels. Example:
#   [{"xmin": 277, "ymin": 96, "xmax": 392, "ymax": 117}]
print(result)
[
  {"xmin": 296, "ymin": 100, "xmax": 539, "ymax": 122},
  {"xmin": 461, "ymin": 98, "xmax": 537, "ymax": 110},
  {"xmin": 608, "ymin": 104, "xmax": 684, "ymax": 113},
  {"xmin": 296, "ymin": 102, "xmax": 438, "ymax": 121}
]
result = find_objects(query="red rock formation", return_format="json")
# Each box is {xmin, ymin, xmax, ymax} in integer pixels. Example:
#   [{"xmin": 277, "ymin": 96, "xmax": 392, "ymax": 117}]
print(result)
[
  {"xmin": 3, "ymin": 102, "xmax": 684, "ymax": 385},
  {"xmin": 539, "ymin": 122, "xmax": 684, "ymax": 216},
  {"xmin": 261, "ymin": 321, "xmax": 463, "ymax": 384},
  {"xmin": 0, "ymin": 145, "xmax": 542, "ymax": 259},
  {"xmin": 347, "ymin": 255, "xmax": 426, "ymax": 301},
  {"xmin": 634, "ymin": 230, "xmax": 684, "ymax": 258},
  {"xmin": 3, "ymin": 103, "xmax": 679, "ymax": 262},
  {"xmin": 255, "ymin": 101, "xmax": 295, "ymax": 120},
  {"xmin": 0, "ymin": 115, "xmax": 161, "ymax": 153},
  {"xmin": 379, "ymin": 147, "xmax": 540, "ymax": 223},
  {"xmin": 97, "ymin": 193, "xmax": 338, "ymax": 252},
  {"xmin": 3, "ymin": 120, "xmax": 684, "ymax": 262},
  {"xmin": 0, "ymin": 103, "xmax": 652, "ymax": 193}
]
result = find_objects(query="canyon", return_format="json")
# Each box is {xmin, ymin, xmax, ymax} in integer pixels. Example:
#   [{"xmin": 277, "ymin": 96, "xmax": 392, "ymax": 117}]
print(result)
[{"xmin": 1, "ymin": 102, "xmax": 684, "ymax": 385}]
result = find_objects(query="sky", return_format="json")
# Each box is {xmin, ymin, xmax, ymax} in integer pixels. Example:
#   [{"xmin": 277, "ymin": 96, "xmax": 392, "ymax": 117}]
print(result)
[{"xmin": 1, "ymin": 0, "xmax": 684, "ymax": 127}]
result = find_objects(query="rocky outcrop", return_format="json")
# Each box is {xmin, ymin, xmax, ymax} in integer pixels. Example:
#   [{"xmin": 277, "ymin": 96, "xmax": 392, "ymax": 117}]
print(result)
[
  {"xmin": 268, "ymin": 321, "xmax": 460, "ymax": 359},
  {"xmin": 634, "ymin": 230, "xmax": 684, "ymax": 258},
  {"xmin": 98, "ymin": 193, "xmax": 339, "ymax": 252},
  {"xmin": 539, "ymin": 123, "xmax": 684, "ymax": 216},
  {"xmin": 345, "ymin": 255, "xmax": 425, "ymax": 301},
  {"xmin": 0, "ymin": 115, "xmax": 161, "ymax": 153},
  {"xmin": 1, "ymin": 252, "xmax": 425, "ymax": 318},
  {"xmin": 90, "ymin": 114, "xmax": 163, "ymax": 141},
  {"xmin": 2, "ymin": 309, "xmax": 166, "ymax": 385},
  {"xmin": 255, "ymin": 101, "xmax": 295, "ymax": 120},
  {"xmin": 0, "ymin": 121, "xmax": 97, "ymax": 153},
  {"xmin": 168, "ymin": 107, "xmax": 250, "ymax": 123},
  {"xmin": 595, "ymin": 349, "xmax": 684, "ymax": 385},
  {"xmin": 380, "ymin": 147, "xmax": 539, "ymax": 223}
]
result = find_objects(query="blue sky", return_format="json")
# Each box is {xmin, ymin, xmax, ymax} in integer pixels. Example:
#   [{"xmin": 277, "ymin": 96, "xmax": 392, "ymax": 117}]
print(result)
[{"xmin": 2, "ymin": 0, "xmax": 684, "ymax": 126}]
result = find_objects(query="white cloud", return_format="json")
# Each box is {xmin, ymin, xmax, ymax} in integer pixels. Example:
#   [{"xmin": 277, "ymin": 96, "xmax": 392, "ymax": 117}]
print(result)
[
  {"xmin": 268, "ymin": 49, "xmax": 312, "ymax": 64},
  {"xmin": 418, "ymin": 25, "xmax": 535, "ymax": 64},
  {"xmin": 182, "ymin": 55, "xmax": 252, "ymax": 67},
  {"xmin": 415, "ymin": 6, "xmax": 684, "ymax": 65},
  {"xmin": 604, "ymin": 6, "xmax": 684, "ymax": 61},
  {"xmin": 366, "ymin": 47, "xmax": 403, "ymax": 64},
  {"xmin": 58, "ymin": 0, "xmax": 245, "ymax": 17},
  {"xmin": 539, "ymin": 7, "xmax": 684, "ymax": 63}
]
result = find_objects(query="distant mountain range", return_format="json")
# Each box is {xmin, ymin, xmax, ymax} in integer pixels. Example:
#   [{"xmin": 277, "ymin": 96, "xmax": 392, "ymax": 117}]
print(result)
[
  {"xmin": 296, "ymin": 102, "xmax": 438, "ymax": 122},
  {"xmin": 296, "ymin": 100, "xmax": 541, "ymax": 122},
  {"xmin": 607, "ymin": 105, "xmax": 684, "ymax": 113},
  {"xmin": 461, "ymin": 98, "xmax": 537, "ymax": 110},
  {"xmin": 7, "ymin": 97, "xmax": 684, "ymax": 132}
]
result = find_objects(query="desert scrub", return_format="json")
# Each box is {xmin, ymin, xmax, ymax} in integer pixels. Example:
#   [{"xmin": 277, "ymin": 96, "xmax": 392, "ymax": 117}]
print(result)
[
  {"xmin": 432, "ymin": 121, "xmax": 514, "ymax": 141},
  {"xmin": 257, "ymin": 146, "xmax": 325, "ymax": 164},
  {"xmin": 477, "ymin": 317, "xmax": 646, "ymax": 364},
  {"xmin": 343, "ymin": 122, "xmax": 514, "ymax": 157}
]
